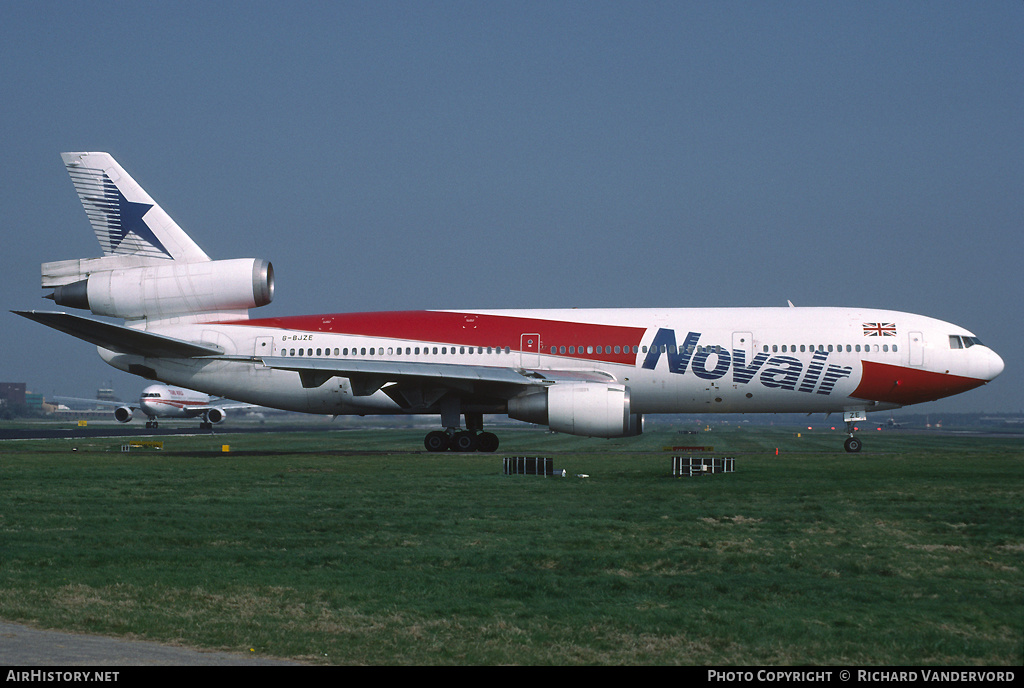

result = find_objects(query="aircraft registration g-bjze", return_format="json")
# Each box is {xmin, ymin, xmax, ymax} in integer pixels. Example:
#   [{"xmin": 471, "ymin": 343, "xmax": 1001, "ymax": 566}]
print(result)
[
  {"xmin": 56, "ymin": 382, "xmax": 253, "ymax": 429},
  {"xmin": 15, "ymin": 152, "xmax": 1004, "ymax": 453}
]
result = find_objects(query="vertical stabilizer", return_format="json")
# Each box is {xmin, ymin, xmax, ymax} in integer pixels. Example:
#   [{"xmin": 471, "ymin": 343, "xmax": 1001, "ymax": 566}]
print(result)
[{"xmin": 61, "ymin": 152, "xmax": 210, "ymax": 263}]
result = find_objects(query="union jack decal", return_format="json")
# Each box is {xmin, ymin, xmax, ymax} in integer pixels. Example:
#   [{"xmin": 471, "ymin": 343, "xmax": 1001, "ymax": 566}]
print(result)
[{"xmin": 863, "ymin": 322, "xmax": 897, "ymax": 337}]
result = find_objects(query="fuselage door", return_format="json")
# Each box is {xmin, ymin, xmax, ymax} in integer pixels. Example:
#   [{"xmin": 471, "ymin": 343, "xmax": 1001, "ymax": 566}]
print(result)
[
  {"xmin": 520, "ymin": 333, "xmax": 541, "ymax": 368},
  {"xmin": 254, "ymin": 336, "xmax": 275, "ymax": 374},
  {"xmin": 732, "ymin": 331, "xmax": 753, "ymax": 364},
  {"xmin": 909, "ymin": 331, "xmax": 924, "ymax": 367}
]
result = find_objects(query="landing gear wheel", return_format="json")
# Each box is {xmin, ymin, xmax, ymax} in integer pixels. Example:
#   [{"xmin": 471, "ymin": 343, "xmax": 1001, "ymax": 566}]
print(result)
[
  {"xmin": 477, "ymin": 432, "xmax": 499, "ymax": 453},
  {"xmin": 451, "ymin": 431, "xmax": 478, "ymax": 452},
  {"xmin": 424, "ymin": 431, "xmax": 450, "ymax": 452},
  {"xmin": 844, "ymin": 436, "xmax": 863, "ymax": 453}
]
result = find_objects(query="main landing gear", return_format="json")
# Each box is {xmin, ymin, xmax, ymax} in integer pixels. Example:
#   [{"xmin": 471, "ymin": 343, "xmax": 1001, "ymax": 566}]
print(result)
[
  {"xmin": 843, "ymin": 411, "xmax": 866, "ymax": 453},
  {"xmin": 423, "ymin": 404, "xmax": 500, "ymax": 452},
  {"xmin": 424, "ymin": 429, "xmax": 499, "ymax": 453}
]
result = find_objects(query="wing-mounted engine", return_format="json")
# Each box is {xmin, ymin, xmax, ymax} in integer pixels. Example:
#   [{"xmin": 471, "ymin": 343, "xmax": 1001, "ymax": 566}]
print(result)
[
  {"xmin": 204, "ymin": 407, "xmax": 226, "ymax": 424},
  {"xmin": 113, "ymin": 406, "xmax": 134, "ymax": 423},
  {"xmin": 44, "ymin": 257, "xmax": 274, "ymax": 321},
  {"xmin": 508, "ymin": 383, "xmax": 643, "ymax": 438}
]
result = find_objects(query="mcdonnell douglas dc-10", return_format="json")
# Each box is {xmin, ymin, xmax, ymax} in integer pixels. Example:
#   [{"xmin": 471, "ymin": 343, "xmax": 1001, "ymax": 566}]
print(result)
[{"xmin": 15, "ymin": 152, "xmax": 1004, "ymax": 452}]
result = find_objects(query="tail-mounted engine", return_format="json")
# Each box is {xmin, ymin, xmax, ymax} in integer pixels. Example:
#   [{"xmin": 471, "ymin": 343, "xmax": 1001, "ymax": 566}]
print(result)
[{"xmin": 44, "ymin": 257, "xmax": 274, "ymax": 321}]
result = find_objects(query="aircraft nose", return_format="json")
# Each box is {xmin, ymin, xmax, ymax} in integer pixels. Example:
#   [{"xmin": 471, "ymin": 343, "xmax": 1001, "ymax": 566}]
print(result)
[{"xmin": 986, "ymin": 348, "xmax": 1005, "ymax": 381}]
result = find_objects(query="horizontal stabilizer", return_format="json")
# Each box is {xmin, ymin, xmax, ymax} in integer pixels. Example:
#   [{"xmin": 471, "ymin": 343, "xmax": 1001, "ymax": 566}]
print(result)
[{"xmin": 12, "ymin": 310, "xmax": 223, "ymax": 358}]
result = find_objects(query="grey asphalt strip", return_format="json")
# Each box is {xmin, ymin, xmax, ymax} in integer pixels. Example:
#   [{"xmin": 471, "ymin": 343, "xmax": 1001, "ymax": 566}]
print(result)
[{"xmin": 0, "ymin": 621, "xmax": 300, "ymax": 666}]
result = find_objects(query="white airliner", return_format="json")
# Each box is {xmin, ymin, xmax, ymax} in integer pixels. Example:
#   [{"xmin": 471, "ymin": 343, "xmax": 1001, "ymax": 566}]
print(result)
[
  {"xmin": 15, "ymin": 152, "xmax": 1004, "ymax": 453},
  {"xmin": 57, "ymin": 383, "xmax": 248, "ymax": 429}
]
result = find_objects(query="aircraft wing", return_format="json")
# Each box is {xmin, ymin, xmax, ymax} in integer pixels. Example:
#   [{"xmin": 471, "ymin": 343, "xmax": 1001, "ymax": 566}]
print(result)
[
  {"xmin": 12, "ymin": 311, "xmax": 224, "ymax": 358},
  {"xmin": 51, "ymin": 396, "xmax": 132, "ymax": 409},
  {"xmin": 199, "ymin": 401, "xmax": 263, "ymax": 413},
  {"xmin": 208, "ymin": 400, "xmax": 263, "ymax": 409},
  {"xmin": 49, "ymin": 396, "xmax": 251, "ymax": 417},
  {"xmin": 258, "ymin": 355, "xmax": 615, "ymax": 404},
  {"xmin": 176, "ymin": 403, "xmax": 256, "ymax": 418}
]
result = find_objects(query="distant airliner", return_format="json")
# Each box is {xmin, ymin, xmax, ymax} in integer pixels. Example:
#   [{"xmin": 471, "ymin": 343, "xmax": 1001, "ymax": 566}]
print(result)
[
  {"xmin": 15, "ymin": 153, "xmax": 1004, "ymax": 452},
  {"xmin": 57, "ymin": 383, "xmax": 250, "ymax": 429}
]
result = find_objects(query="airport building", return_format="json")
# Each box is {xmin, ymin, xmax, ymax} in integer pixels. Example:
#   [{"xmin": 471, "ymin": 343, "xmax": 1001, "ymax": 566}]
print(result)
[{"xmin": 1, "ymin": 382, "xmax": 27, "ymax": 406}]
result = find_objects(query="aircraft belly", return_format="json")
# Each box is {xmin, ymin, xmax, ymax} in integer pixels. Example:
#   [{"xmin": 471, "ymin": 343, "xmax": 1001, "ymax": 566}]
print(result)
[{"xmin": 100, "ymin": 351, "xmax": 311, "ymax": 414}]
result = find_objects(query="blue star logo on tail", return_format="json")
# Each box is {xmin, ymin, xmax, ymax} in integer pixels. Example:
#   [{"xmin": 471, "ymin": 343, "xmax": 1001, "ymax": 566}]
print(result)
[{"xmin": 84, "ymin": 176, "xmax": 171, "ymax": 257}]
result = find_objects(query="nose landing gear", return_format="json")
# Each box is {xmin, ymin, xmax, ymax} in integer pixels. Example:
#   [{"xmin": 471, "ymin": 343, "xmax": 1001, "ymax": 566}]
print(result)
[{"xmin": 843, "ymin": 411, "xmax": 866, "ymax": 453}]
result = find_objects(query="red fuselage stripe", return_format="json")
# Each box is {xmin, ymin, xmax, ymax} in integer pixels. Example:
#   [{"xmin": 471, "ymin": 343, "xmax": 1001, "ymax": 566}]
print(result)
[{"xmin": 234, "ymin": 311, "xmax": 648, "ymax": 365}]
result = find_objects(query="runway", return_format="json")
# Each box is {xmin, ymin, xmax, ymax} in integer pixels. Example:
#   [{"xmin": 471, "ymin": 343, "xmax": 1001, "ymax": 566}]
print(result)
[
  {"xmin": 0, "ymin": 621, "xmax": 299, "ymax": 666},
  {"xmin": 0, "ymin": 421, "xmax": 335, "ymax": 441}
]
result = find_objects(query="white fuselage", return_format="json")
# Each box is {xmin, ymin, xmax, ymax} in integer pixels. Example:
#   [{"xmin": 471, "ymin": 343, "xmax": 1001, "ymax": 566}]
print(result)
[
  {"xmin": 138, "ymin": 384, "xmax": 213, "ymax": 419},
  {"xmin": 97, "ymin": 306, "xmax": 1003, "ymax": 418}
]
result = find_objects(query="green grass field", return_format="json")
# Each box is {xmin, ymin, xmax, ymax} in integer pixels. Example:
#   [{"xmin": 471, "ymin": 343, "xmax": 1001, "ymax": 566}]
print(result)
[{"xmin": 1, "ymin": 424, "xmax": 1021, "ymax": 665}]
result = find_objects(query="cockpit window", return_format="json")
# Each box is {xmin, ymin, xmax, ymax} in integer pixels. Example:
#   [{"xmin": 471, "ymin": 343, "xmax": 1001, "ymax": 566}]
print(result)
[{"xmin": 950, "ymin": 335, "xmax": 984, "ymax": 349}]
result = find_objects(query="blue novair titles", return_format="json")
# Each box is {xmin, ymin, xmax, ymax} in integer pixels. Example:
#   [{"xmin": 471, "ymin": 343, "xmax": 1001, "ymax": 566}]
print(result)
[{"xmin": 641, "ymin": 329, "xmax": 852, "ymax": 395}]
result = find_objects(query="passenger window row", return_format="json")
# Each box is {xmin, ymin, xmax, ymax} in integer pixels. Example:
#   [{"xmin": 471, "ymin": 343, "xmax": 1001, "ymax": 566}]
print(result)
[
  {"xmin": 763, "ymin": 343, "xmax": 898, "ymax": 354},
  {"xmin": 281, "ymin": 345, "xmax": 514, "ymax": 357},
  {"xmin": 548, "ymin": 345, "xmax": 639, "ymax": 355},
  {"xmin": 279, "ymin": 340, "xmax": 908, "ymax": 359},
  {"xmin": 547, "ymin": 344, "xmax": 729, "ymax": 355}
]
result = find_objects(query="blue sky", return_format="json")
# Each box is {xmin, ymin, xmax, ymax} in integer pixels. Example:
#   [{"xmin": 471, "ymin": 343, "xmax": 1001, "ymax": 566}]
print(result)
[{"xmin": 2, "ymin": 1, "xmax": 1020, "ymax": 414}]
